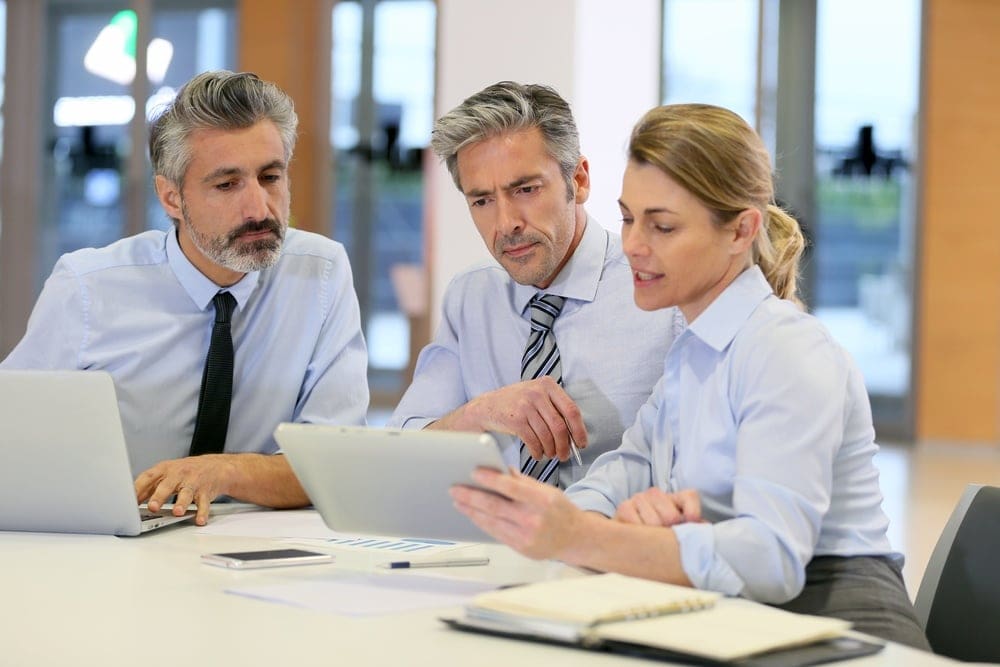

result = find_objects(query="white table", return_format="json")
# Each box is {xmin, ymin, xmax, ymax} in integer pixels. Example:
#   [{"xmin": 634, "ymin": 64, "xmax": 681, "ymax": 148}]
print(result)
[{"xmin": 0, "ymin": 510, "xmax": 961, "ymax": 667}]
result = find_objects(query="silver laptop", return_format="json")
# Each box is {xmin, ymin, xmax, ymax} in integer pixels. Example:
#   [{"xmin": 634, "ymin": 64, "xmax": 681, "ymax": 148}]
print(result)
[
  {"xmin": 276, "ymin": 423, "xmax": 508, "ymax": 542},
  {"xmin": 0, "ymin": 370, "xmax": 194, "ymax": 536}
]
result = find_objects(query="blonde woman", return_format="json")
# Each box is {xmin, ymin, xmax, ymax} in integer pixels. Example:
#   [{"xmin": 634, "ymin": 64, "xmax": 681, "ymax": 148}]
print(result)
[{"xmin": 451, "ymin": 104, "xmax": 929, "ymax": 650}]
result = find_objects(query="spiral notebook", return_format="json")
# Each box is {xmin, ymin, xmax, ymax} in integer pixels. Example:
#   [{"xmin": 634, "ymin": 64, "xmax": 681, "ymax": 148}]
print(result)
[
  {"xmin": 444, "ymin": 573, "xmax": 883, "ymax": 666},
  {"xmin": 464, "ymin": 573, "xmax": 719, "ymax": 640}
]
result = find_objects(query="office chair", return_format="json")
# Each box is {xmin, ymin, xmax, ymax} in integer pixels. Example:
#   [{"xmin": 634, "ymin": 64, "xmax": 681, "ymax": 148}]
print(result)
[{"xmin": 913, "ymin": 484, "xmax": 1000, "ymax": 662}]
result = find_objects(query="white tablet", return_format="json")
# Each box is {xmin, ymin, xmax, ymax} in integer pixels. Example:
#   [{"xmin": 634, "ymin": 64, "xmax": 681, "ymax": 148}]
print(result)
[{"xmin": 275, "ymin": 424, "xmax": 508, "ymax": 542}]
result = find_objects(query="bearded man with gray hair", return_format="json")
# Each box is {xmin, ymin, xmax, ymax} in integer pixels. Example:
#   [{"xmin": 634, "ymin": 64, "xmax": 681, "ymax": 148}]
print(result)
[{"xmin": 1, "ymin": 71, "xmax": 368, "ymax": 524}]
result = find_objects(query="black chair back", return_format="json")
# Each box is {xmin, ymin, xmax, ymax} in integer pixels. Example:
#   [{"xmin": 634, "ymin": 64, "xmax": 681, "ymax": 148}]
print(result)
[{"xmin": 914, "ymin": 484, "xmax": 1000, "ymax": 662}]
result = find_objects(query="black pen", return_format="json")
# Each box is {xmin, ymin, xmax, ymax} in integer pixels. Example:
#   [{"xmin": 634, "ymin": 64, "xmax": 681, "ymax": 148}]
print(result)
[{"xmin": 380, "ymin": 557, "xmax": 490, "ymax": 569}]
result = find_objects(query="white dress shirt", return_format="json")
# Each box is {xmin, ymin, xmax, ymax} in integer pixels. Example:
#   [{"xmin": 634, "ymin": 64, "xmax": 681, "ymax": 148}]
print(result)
[
  {"xmin": 1, "ymin": 227, "xmax": 369, "ymax": 475},
  {"xmin": 566, "ymin": 265, "xmax": 898, "ymax": 603}
]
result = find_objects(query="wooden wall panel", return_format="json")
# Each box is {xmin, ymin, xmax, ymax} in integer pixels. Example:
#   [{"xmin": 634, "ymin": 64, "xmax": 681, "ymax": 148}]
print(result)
[
  {"xmin": 237, "ymin": 0, "xmax": 332, "ymax": 234},
  {"xmin": 917, "ymin": 0, "xmax": 1000, "ymax": 440}
]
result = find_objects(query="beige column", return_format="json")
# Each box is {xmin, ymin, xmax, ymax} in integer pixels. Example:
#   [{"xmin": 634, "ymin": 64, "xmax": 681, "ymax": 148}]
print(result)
[
  {"xmin": 0, "ymin": 2, "xmax": 46, "ymax": 357},
  {"xmin": 238, "ymin": 0, "xmax": 332, "ymax": 234},
  {"xmin": 916, "ymin": 0, "xmax": 1000, "ymax": 441}
]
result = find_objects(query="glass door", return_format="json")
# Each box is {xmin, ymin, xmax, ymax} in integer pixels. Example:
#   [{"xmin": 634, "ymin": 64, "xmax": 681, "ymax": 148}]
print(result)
[
  {"xmin": 43, "ymin": 4, "xmax": 133, "ymax": 287},
  {"xmin": 331, "ymin": 0, "xmax": 436, "ymax": 405},
  {"xmin": 811, "ymin": 0, "xmax": 921, "ymax": 438},
  {"xmin": 41, "ymin": 1, "xmax": 236, "ymax": 288},
  {"xmin": 661, "ymin": 0, "xmax": 760, "ymax": 126},
  {"xmin": 660, "ymin": 0, "xmax": 921, "ymax": 437}
]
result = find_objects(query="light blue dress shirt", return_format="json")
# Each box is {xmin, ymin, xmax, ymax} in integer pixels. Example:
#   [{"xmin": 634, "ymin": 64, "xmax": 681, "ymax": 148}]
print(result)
[
  {"xmin": 566, "ymin": 265, "xmax": 898, "ymax": 604},
  {"xmin": 388, "ymin": 218, "xmax": 676, "ymax": 488},
  {"xmin": 1, "ymin": 227, "xmax": 369, "ymax": 476}
]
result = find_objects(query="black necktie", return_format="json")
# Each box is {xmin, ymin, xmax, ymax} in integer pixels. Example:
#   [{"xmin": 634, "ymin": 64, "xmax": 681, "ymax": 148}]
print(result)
[
  {"xmin": 189, "ymin": 291, "xmax": 237, "ymax": 457},
  {"xmin": 519, "ymin": 293, "xmax": 567, "ymax": 485}
]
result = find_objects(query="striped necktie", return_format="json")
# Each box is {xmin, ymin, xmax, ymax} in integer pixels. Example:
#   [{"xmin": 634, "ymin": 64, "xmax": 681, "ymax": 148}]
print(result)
[{"xmin": 519, "ymin": 293, "xmax": 567, "ymax": 485}]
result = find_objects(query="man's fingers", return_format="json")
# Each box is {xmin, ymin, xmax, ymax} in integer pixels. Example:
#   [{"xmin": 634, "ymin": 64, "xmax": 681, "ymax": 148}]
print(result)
[
  {"xmin": 548, "ymin": 387, "xmax": 588, "ymax": 449},
  {"xmin": 523, "ymin": 411, "xmax": 556, "ymax": 460},
  {"xmin": 194, "ymin": 490, "xmax": 213, "ymax": 526},
  {"xmin": 528, "ymin": 390, "xmax": 579, "ymax": 461},
  {"xmin": 133, "ymin": 466, "xmax": 164, "ymax": 502},
  {"xmin": 477, "ymin": 380, "xmax": 588, "ymax": 463},
  {"xmin": 537, "ymin": 398, "xmax": 572, "ymax": 461},
  {"xmin": 146, "ymin": 479, "xmax": 175, "ymax": 512},
  {"xmin": 173, "ymin": 486, "xmax": 196, "ymax": 515},
  {"xmin": 134, "ymin": 476, "xmax": 156, "ymax": 503}
]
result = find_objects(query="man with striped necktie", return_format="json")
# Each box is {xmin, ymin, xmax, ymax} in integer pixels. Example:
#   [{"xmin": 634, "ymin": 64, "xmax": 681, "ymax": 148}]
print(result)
[{"xmin": 389, "ymin": 82, "xmax": 676, "ymax": 489}]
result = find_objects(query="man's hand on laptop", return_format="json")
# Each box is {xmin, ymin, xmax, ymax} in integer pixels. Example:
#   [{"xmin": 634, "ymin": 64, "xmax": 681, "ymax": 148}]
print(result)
[
  {"xmin": 428, "ymin": 377, "xmax": 588, "ymax": 462},
  {"xmin": 134, "ymin": 455, "xmax": 236, "ymax": 526}
]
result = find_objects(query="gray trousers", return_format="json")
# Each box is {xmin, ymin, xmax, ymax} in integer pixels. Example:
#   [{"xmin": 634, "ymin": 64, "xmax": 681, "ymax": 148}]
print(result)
[{"xmin": 773, "ymin": 555, "xmax": 931, "ymax": 651}]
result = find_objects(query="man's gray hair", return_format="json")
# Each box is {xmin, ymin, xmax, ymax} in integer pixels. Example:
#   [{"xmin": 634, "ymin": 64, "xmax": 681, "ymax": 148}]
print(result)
[
  {"xmin": 149, "ymin": 70, "xmax": 298, "ymax": 185},
  {"xmin": 431, "ymin": 81, "xmax": 580, "ymax": 196}
]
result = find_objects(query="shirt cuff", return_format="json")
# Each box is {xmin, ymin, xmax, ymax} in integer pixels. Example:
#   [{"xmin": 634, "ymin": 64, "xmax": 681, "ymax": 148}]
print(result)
[
  {"xmin": 564, "ymin": 486, "xmax": 616, "ymax": 517},
  {"xmin": 673, "ymin": 522, "xmax": 745, "ymax": 596}
]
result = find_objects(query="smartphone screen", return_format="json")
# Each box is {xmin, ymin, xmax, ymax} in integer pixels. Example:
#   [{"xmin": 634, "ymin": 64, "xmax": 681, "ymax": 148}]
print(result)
[{"xmin": 201, "ymin": 548, "xmax": 334, "ymax": 569}]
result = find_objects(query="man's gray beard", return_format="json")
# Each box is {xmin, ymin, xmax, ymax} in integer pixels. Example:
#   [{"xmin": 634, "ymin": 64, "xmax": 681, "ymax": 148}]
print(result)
[
  {"xmin": 206, "ymin": 237, "xmax": 282, "ymax": 273},
  {"xmin": 182, "ymin": 217, "xmax": 285, "ymax": 273}
]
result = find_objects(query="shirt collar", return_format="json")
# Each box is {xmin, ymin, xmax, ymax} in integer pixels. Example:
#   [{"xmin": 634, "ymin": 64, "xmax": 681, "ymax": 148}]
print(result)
[
  {"xmin": 513, "ymin": 214, "xmax": 607, "ymax": 314},
  {"xmin": 166, "ymin": 226, "xmax": 261, "ymax": 311},
  {"xmin": 685, "ymin": 265, "xmax": 773, "ymax": 352}
]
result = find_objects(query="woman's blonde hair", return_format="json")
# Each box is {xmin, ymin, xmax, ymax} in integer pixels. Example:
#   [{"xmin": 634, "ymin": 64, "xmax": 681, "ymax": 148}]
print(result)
[{"xmin": 628, "ymin": 104, "xmax": 805, "ymax": 304}]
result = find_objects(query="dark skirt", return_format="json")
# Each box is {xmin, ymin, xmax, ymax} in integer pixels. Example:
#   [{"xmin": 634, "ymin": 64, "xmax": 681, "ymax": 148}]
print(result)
[{"xmin": 772, "ymin": 555, "xmax": 931, "ymax": 651}]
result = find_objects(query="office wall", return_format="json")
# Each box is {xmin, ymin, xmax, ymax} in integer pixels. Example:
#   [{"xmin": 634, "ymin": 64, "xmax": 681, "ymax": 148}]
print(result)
[
  {"xmin": 0, "ymin": 2, "xmax": 45, "ymax": 358},
  {"xmin": 916, "ymin": 0, "xmax": 1000, "ymax": 442},
  {"xmin": 429, "ymin": 0, "xmax": 660, "ymax": 327},
  {"xmin": 239, "ymin": 0, "xmax": 332, "ymax": 235}
]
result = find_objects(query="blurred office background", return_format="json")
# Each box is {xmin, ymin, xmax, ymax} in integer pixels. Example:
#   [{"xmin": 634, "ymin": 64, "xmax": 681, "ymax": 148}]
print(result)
[{"xmin": 1, "ymin": 0, "xmax": 998, "ymax": 591}]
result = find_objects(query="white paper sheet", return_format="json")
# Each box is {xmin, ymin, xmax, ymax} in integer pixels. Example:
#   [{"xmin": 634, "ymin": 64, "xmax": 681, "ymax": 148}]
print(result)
[
  {"xmin": 195, "ymin": 509, "xmax": 336, "ymax": 538},
  {"xmin": 227, "ymin": 572, "xmax": 497, "ymax": 616},
  {"xmin": 288, "ymin": 535, "xmax": 462, "ymax": 555}
]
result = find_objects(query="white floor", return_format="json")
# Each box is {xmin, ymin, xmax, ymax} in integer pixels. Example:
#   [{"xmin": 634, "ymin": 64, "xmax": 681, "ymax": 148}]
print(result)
[{"xmin": 876, "ymin": 440, "xmax": 1000, "ymax": 597}]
